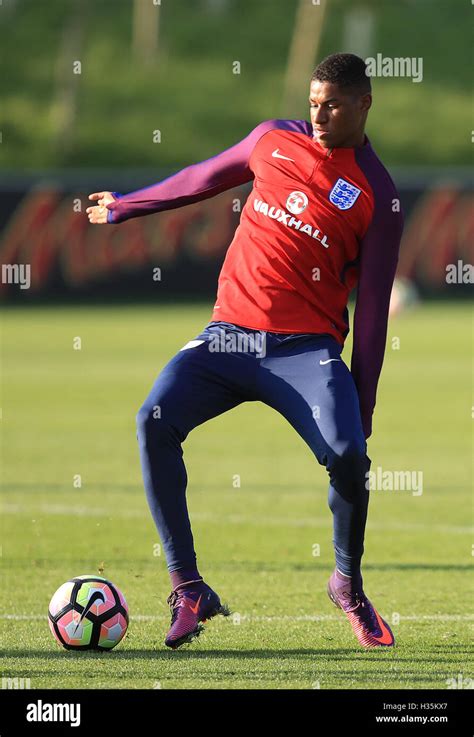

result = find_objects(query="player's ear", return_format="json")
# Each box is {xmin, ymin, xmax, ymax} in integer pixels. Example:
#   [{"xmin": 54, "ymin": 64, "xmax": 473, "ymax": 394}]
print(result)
[{"xmin": 360, "ymin": 93, "xmax": 372, "ymax": 113}]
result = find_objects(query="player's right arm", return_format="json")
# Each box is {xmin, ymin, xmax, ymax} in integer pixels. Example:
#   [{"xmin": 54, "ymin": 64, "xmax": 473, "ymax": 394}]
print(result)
[{"xmin": 87, "ymin": 120, "xmax": 279, "ymax": 226}]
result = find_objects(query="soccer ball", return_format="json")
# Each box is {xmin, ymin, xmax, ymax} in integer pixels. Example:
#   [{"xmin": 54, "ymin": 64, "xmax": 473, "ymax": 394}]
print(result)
[{"xmin": 48, "ymin": 575, "xmax": 129, "ymax": 651}]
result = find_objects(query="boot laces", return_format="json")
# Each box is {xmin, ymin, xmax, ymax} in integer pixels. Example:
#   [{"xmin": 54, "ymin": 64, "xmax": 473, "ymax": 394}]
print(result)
[
  {"xmin": 167, "ymin": 590, "xmax": 185, "ymax": 625},
  {"xmin": 342, "ymin": 591, "xmax": 378, "ymax": 629}
]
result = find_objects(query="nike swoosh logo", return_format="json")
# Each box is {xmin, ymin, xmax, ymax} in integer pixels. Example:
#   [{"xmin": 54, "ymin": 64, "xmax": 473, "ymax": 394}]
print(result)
[
  {"xmin": 272, "ymin": 148, "xmax": 295, "ymax": 162},
  {"xmin": 319, "ymin": 359, "xmax": 341, "ymax": 365},
  {"xmin": 188, "ymin": 594, "xmax": 202, "ymax": 615},
  {"xmin": 372, "ymin": 609, "xmax": 394, "ymax": 645},
  {"xmin": 180, "ymin": 340, "xmax": 205, "ymax": 351},
  {"xmin": 74, "ymin": 591, "xmax": 106, "ymax": 631}
]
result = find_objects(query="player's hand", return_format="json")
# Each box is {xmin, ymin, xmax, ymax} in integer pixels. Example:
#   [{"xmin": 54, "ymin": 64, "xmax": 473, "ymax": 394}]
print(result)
[{"xmin": 86, "ymin": 191, "xmax": 116, "ymax": 224}]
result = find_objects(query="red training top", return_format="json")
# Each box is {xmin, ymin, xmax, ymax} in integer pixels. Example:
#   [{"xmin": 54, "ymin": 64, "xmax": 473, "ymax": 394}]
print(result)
[{"xmin": 106, "ymin": 119, "xmax": 404, "ymax": 437}]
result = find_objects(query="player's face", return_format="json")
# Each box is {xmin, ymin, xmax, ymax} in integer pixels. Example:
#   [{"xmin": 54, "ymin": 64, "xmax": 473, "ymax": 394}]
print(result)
[{"xmin": 309, "ymin": 80, "xmax": 371, "ymax": 149}]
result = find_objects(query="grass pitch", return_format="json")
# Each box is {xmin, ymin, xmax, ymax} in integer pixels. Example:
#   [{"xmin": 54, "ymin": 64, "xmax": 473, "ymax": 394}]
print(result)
[{"xmin": 1, "ymin": 302, "xmax": 472, "ymax": 689}]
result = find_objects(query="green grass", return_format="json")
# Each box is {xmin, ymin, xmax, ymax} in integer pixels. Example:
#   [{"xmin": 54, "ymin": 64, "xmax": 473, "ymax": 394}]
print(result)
[{"xmin": 0, "ymin": 302, "xmax": 472, "ymax": 689}]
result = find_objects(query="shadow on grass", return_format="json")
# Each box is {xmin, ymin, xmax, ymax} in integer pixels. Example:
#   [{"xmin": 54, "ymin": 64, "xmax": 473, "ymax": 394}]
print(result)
[
  {"xmin": 4, "ymin": 560, "xmax": 473, "ymax": 572},
  {"xmin": 0, "ymin": 647, "xmax": 393, "ymax": 659},
  {"xmin": 0, "ymin": 646, "xmax": 453, "ymax": 662},
  {"xmin": 3, "ymin": 648, "xmax": 467, "ymax": 688}
]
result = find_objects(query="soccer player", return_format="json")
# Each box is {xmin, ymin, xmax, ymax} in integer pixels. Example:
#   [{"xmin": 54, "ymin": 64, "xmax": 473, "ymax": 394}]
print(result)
[{"xmin": 87, "ymin": 53, "xmax": 403, "ymax": 650}]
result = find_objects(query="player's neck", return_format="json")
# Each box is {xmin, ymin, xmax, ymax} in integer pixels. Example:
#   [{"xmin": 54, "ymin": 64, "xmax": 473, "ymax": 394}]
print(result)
[
  {"xmin": 337, "ymin": 131, "xmax": 367, "ymax": 149},
  {"xmin": 313, "ymin": 132, "xmax": 368, "ymax": 152}
]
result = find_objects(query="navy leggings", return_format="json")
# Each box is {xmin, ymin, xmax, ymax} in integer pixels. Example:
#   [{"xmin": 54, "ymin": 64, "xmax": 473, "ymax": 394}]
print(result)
[{"xmin": 136, "ymin": 321, "xmax": 371, "ymax": 577}]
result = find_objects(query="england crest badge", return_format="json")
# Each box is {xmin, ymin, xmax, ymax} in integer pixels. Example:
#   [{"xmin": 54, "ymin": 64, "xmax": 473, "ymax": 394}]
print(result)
[{"xmin": 329, "ymin": 178, "xmax": 361, "ymax": 210}]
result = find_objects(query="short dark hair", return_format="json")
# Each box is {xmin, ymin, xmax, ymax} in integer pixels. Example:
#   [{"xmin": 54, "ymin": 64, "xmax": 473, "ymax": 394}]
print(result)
[{"xmin": 311, "ymin": 53, "xmax": 371, "ymax": 95}]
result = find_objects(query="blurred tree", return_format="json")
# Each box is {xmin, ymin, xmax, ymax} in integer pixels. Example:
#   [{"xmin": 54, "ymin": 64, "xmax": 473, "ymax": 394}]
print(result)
[
  {"xmin": 204, "ymin": 0, "xmax": 232, "ymax": 12},
  {"xmin": 133, "ymin": 0, "xmax": 160, "ymax": 66},
  {"xmin": 281, "ymin": 0, "xmax": 329, "ymax": 118},
  {"xmin": 51, "ymin": 0, "xmax": 87, "ymax": 159},
  {"xmin": 342, "ymin": 5, "xmax": 375, "ymax": 59}
]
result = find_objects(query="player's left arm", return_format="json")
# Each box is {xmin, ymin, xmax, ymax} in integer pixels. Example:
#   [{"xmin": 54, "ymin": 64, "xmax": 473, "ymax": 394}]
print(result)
[{"xmin": 351, "ymin": 191, "xmax": 404, "ymax": 440}]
